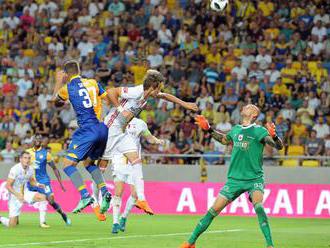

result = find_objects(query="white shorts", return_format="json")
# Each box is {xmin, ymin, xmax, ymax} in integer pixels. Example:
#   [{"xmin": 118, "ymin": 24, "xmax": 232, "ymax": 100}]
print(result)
[
  {"xmin": 112, "ymin": 154, "xmax": 134, "ymax": 184},
  {"xmin": 103, "ymin": 133, "xmax": 138, "ymax": 160},
  {"xmin": 8, "ymin": 190, "xmax": 37, "ymax": 218}
]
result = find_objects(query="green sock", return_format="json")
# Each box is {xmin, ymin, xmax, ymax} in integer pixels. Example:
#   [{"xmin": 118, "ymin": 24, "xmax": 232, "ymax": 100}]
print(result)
[
  {"xmin": 188, "ymin": 208, "xmax": 218, "ymax": 244},
  {"xmin": 254, "ymin": 203, "xmax": 274, "ymax": 247}
]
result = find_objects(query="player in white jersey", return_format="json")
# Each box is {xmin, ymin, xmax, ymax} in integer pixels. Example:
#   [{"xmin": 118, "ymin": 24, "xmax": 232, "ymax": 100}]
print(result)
[
  {"xmin": 94, "ymin": 117, "xmax": 164, "ymax": 234},
  {"xmin": 98, "ymin": 70, "xmax": 198, "ymax": 218},
  {"xmin": 0, "ymin": 151, "xmax": 49, "ymax": 228}
]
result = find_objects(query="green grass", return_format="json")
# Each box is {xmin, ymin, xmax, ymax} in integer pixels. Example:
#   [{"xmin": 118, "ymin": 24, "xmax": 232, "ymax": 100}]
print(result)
[{"xmin": 0, "ymin": 213, "xmax": 329, "ymax": 248}]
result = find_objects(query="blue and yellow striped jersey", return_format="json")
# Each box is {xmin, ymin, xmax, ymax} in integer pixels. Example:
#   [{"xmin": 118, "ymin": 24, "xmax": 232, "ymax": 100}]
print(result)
[
  {"xmin": 26, "ymin": 147, "xmax": 53, "ymax": 184},
  {"xmin": 57, "ymin": 75, "xmax": 107, "ymax": 127}
]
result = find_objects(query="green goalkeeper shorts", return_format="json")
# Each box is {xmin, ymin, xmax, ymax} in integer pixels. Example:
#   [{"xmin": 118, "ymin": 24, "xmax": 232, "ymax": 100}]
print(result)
[{"xmin": 219, "ymin": 177, "xmax": 264, "ymax": 202}]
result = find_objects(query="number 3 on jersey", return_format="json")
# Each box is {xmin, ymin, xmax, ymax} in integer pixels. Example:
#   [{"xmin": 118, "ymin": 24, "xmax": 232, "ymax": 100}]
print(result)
[{"xmin": 79, "ymin": 88, "xmax": 96, "ymax": 108}]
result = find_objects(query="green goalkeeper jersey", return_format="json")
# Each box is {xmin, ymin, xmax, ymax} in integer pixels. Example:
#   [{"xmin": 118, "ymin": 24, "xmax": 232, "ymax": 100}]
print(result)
[{"xmin": 226, "ymin": 123, "xmax": 269, "ymax": 181}]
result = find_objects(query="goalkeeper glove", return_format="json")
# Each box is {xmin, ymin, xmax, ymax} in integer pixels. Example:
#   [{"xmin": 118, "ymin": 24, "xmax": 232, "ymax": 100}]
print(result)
[{"xmin": 194, "ymin": 115, "xmax": 211, "ymax": 131}]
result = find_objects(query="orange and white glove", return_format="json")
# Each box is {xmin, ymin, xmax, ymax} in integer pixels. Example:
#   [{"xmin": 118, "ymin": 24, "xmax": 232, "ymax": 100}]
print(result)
[
  {"xmin": 265, "ymin": 122, "xmax": 277, "ymax": 138},
  {"xmin": 194, "ymin": 115, "xmax": 211, "ymax": 131}
]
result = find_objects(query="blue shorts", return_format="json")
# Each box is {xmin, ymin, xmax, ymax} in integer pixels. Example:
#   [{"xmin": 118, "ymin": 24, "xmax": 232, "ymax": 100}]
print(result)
[
  {"xmin": 28, "ymin": 182, "xmax": 53, "ymax": 197},
  {"xmin": 66, "ymin": 122, "xmax": 108, "ymax": 162}
]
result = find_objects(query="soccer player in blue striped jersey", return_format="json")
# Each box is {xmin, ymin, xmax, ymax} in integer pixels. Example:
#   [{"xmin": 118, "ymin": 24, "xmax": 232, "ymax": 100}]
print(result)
[
  {"xmin": 54, "ymin": 60, "xmax": 111, "ymax": 214},
  {"xmin": 27, "ymin": 135, "xmax": 70, "ymax": 227}
]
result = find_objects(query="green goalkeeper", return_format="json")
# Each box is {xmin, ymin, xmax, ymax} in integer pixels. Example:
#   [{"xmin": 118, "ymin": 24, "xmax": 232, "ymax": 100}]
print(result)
[{"xmin": 180, "ymin": 104, "xmax": 283, "ymax": 248}]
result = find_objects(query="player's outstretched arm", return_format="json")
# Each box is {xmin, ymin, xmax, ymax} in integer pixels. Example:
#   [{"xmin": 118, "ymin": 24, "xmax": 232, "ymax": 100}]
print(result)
[
  {"xmin": 263, "ymin": 123, "xmax": 284, "ymax": 150},
  {"xmin": 49, "ymin": 162, "xmax": 66, "ymax": 192},
  {"xmin": 157, "ymin": 92, "xmax": 199, "ymax": 112},
  {"xmin": 194, "ymin": 115, "xmax": 231, "ymax": 145},
  {"xmin": 106, "ymin": 87, "xmax": 122, "ymax": 107}
]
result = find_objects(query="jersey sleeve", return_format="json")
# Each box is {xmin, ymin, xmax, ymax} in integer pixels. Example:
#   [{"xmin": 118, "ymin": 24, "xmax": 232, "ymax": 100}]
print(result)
[
  {"xmin": 121, "ymin": 85, "xmax": 144, "ymax": 99},
  {"xmin": 257, "ymin": 126, "xmax": 269, "ymax": 142},
  {"xmin": 57, "ymin": 85, "xmax": 69, "ymax": 101},
  {"xmin": 140, "ymin": 120, "xmax": 151, "ymax": 136},
  {"xmin": 97, "ymin": 82, "xmax": 107, "ymax": 98},
  {"xmin": 226, "ymin": 127, "xmax": 235, "ymax": 142},
  {"xmin": 8, "ymin": 167, "xmax": 17, "ymax": 180},
  {"xmin": 46, "ymin": 152, "xmax": 53, "ymax": 163}
]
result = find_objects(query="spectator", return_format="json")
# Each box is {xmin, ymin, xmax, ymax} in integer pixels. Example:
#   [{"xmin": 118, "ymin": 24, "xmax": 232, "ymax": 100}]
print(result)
[
  {"xmin": 222, "ymin": 87, "xmax": 239, "ymax": 114},
  {"xmin": 313, "ymin": 117, "xmax": 330, "ymax": 139},
  {"xmin": 108, "ymin": 0, "xmax": 125, "ymax": 17},
  {"xmin": 279, "ymin": 101, "xmax": 296, "ymax": 121},
  {"xmin": 0, "ymin": 142, "xmax": 16, "ymax": 163},
  {"xmin": 16, "ymin": 74, "xmax": 33, "ymax": 98},
  {"xmin": 305, "ymin": 130, "xmax": 324, "ymax": 156},
  {"xmin": 203, "ymin": 62, "xmax": 219, "ymax": 92},
  {"xmin": 204, "ymin": 142, "xmax": 221, "ymax": 165},
  {"xmin": 196, "ymin": 87, "xmax": 214, "ymax": 110},
  {"xmin": 290, "ymin": 117, "xmax": 308, "ymax": 140},
  {"xmin": 14, "ymin": 117, "xmax": 31, "ymax": 139}
]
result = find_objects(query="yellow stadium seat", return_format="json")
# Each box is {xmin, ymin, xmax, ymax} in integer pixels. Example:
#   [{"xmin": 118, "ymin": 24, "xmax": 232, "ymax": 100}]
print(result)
[
  {"xmin": 278, "ymin": 148, "xmax": 285, "ymax": 156},
  {"xmin": 287, "ymin": 145, "xmax": 304, "ymax": 156},
  {"xmin": 302, "ymin": 160, "xmax": 320, "ymax": 167},
  {"xmin": 282, "ymin": 159, "xmax": 299, "ymax": 167},
  {"xmin": 48, "ymin": 143, "xmax": 63, "ymax": 155}
]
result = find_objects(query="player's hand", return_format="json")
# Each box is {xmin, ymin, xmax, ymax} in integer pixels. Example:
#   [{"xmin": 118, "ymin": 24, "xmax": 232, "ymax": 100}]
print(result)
[
  {"xmin": 183, "ymin": 102, "xmax": 199, "ymax": 112},
  {"xmin": 38, "ymin": 183, "xmax": 46, "ymax": 189},
  {"xmin": 266, "ymin": 122, "xmax": 276, "ymax": 138},
  {"xmin": 155, "ymin": 139, "xmax": 165, "ymax": 145},
  {"xmin": 194, "ymin": 115, "xmax": 211, "ymax": 131}
]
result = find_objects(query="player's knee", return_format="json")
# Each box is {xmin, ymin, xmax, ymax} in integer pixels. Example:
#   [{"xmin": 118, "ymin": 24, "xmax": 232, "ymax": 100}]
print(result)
[
  {"xmin": 47, "ymin": 195, "xmax": 55, "ymax": 204},
  {"xmin": 254, "ymin": 202, "xmax": 265, "ymax": 212}
]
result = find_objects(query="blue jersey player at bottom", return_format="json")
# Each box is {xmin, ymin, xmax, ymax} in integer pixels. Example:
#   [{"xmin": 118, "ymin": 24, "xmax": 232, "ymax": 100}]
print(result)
[{"xmin": 27, "ymin": 135, "xmax": 71, "ymax": 227}]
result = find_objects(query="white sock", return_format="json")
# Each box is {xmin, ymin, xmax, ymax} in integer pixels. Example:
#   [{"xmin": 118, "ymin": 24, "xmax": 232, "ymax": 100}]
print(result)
[
  {"xmin": 112, "ymin": 196, "xmax": 122, "ymax": 224},
  {"xmin": 122, "ymin": 195, "xmax": 136, "ymax": 218},
  {"xmin": 92, "ymin": 181, "xmax": 100, "ymax": 204},
  {"xmin": 133, "ymin": 163, "xmax": 145, "ymax": 201},
  {"xmin": 0, "ymin": 216, "xmax": 9, "ymax": 227},
  {"xmin": 39, "ymin": 201, "xmax": 48, "ymax": 224}
]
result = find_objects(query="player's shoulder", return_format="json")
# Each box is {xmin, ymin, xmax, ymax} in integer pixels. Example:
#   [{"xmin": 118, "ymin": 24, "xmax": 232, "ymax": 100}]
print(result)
[
  {"xmin": 254, "ymin": 124, "xmax": 268, "ymax": 133},
  {"xmin": 9, "ymin": 163, "xmax": 21, "ymax": 175}
]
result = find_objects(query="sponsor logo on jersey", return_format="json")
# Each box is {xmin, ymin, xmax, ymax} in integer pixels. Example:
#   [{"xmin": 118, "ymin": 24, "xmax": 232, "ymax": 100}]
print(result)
[{"xmin": 238, "ymin": 134, "xmax": 243, "ymax": 141}]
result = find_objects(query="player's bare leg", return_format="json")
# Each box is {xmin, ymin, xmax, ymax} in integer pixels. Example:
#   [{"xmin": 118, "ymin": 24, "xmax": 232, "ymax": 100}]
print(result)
[
  {"xmin": 91, "ymin": 159, "xmax": 108, "ymax": 221},
  {"xmin": 84, "ymin": 158, "xmax": 112, "ymax": 214},
  {"xmin": 252, "ymin": 190, "xmax": 274, "ymax": 248},
  {"xmin": 180, "ymin": 195, "xmax": 229, "ymax": 247},
  {"xmin": 62, "ymin": 158, "xmax": 94, "ymax": 213},
  {"xmin": 37, "ymin": 201, "xmax": 50, "ymax": 228},
  {"xmin": 124, "ymin": 151, "xmax": 154, "ymax": 215},
  {"xmin": 47, "ymin": 194, "xmax": 71, "ymax": 226},
  {"xmin": 120, "ymin": 185, "xmax": 138, "ymax": 232}
]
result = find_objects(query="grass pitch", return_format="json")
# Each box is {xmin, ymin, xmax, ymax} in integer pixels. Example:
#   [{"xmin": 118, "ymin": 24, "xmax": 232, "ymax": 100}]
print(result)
[{"xmin": 0, "ymin": 213, "xmax": 329, "ymax": 248}]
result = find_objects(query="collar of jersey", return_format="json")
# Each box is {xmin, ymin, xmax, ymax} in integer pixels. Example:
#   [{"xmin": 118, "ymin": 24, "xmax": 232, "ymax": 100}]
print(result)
[
  {"xmin": 69, "ymin": 75, "xmax": 81, "ymax": 81},
  {"xmin": 240, "ymin": 123, "xmax": 256, "ymax": 129},
  {"xmin": 32, "ymin": 147, "xmax": 42, "ymax": 152}
]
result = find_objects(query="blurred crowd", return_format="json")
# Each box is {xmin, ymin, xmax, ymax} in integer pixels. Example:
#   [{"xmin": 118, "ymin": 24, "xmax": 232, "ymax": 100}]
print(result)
[{"xmin": 0, "ymin": 0, "xmax": 329, "ymax": 165}]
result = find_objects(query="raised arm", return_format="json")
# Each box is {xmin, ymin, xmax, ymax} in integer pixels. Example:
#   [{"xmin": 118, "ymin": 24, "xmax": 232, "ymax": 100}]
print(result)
[
  {"xmin": 106, "ymin": 87, "xmax": 122, "ymax": 107},
  {"xmin": 263, "ymin": 123, "xmax": 284, "ymax": 150},
  {"xmin": 157, "ymin": 92, "xmax": 199, "ymax": 112},
  {"xmin": 194, "ymin": 115, "xmax": 231, "ymax": 145},
  {"xmin": 47, "ymin": 153, "xmax": 66, "ymax": 192},
  {"xmin": 143, "ymin": 130, "xmax": 165, "ymax": 145}
]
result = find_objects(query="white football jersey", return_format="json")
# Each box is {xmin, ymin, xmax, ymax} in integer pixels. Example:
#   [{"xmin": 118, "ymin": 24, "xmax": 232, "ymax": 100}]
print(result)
[
  {"xmin": 126, "ymin": 118, "xmax": 149, "ymax": 155},
  {"xmin": 104, "ymin": 85, "xmax": 145, "ymax": 135},
  {"xmin": 7, "ymin": 163, "xmax": 34, "ymax": 198}
]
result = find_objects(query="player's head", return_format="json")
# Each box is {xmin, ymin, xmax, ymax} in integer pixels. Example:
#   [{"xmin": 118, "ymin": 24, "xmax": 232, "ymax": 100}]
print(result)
[
  {"xmin": 32, "ymin": 134, "xmax": 43, "ymax": 148},
  {"xmin": 143, "ymin": 69, "xmax": 165, "ymax": 97},
  {"xmin": 20, "ymin": 151, "xmax": 31, "ymax": 168},
  {"xmin": 63, "ymin": 60, "xmax": 80, "ymax": 76},
  {"xmin": 241, "ymin": 104, "xmax": 260, "ymax": 123}
]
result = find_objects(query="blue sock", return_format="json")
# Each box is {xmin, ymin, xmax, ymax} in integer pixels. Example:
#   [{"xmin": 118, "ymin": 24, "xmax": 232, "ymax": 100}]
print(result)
[
  {"xmin": 85, "ymin": 164, "xmax": 108, "ymax": 196},
  {"xmin": 64, "ymin": 166, "xmax": 89, "ymax": 199}
]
